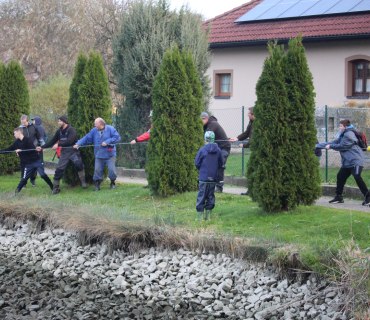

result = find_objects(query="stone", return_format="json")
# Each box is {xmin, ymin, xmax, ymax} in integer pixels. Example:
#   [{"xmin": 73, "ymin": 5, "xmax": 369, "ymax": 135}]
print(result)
[
  {"xmin": 247, "ymin": 293, "xmax": 261, "ymax": 304},
  {"xmin": 113, "ymin": 276, "xmax": 129, "ymax": 289},
  {"xmin": 199, "ymin": 292, "xmax": 214, "ymax": 300}
]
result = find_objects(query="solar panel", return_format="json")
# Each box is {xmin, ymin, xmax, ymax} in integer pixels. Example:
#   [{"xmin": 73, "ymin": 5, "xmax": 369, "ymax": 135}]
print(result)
[
  {"xmin": 303, "ymin": 0, "xmax": 342, "ymax": 16},
  {"xmin": 352, "ymin": 0, "xmax": 370, "ymax": 12},
  {"xmin": 326, "ymin": 0, "xmax": 360, "ymax": 14},
  {"xmin": 236, "ymin": 0, "xmax": 370, "ymax": 23},
  {"xmin": 235, "ymin": 0, "xmax": 281, "ymax": 22},
  {"xmin": 279, "ymin": 0, "xmax": 321, "ymax": 18}
]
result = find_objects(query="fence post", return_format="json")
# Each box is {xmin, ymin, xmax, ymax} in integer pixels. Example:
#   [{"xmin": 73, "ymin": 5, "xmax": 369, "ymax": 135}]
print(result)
[
  {"xmin": 241, "ymin": 106, "xmax": 245, "ymax": 176},
  {"xmin": 325, "ymin": 105, "xmax": 328, "ymax": 183}
]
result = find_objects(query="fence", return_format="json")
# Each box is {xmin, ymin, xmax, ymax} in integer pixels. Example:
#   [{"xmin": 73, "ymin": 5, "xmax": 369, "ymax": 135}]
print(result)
[
  {"xmin": 113, "ymin": 106, "xmax": 249, "ymax": 177},
  {"xmin": 41, "ymin": 105, "xmax": 370, "ymax": 185},
  {"xmin": 316, "ymin": 105, "xmax": 370, "ymax": 185}
]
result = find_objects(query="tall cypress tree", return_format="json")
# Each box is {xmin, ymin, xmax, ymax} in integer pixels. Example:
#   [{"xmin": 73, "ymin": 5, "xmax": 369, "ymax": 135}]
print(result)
[
  {"xmin": 285, "ymin": 36, "xmax": 321, "ymax": 204},
  {"xmin": 181, "ymin": 51, "xmax": 204, "ymax": 185},
  {"xmin": 113, "ymin": 0, "xmax": 210, "ymax": 168},
  {"xmin": 247, "ymin": 43, "xmax": 291, "ymax": 212},
  {"xmin": 147, "ymin": 47, "xmax": 202, "ymax": 196},
  {"xmin": 0, "ymin": 61, "xmax": 30, "ymax": 174},
  {"xmin": 64, "ymin": 53, "xmax": 88, "ymax": 186},
  {"xmin": 65, "ymin": 52, "xmax": 112, "ymax": 185}
]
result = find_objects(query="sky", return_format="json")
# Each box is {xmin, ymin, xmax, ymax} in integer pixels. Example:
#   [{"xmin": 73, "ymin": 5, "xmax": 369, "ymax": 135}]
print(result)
[{"xmin": 169, "ymin": 0, "xmax": 250, "ymax": 19}]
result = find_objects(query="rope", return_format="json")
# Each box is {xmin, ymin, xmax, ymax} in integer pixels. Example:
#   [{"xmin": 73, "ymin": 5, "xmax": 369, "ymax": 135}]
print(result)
[{"xmin": 0, "ymin": 140, "xmax": 247, "ymax": 154}]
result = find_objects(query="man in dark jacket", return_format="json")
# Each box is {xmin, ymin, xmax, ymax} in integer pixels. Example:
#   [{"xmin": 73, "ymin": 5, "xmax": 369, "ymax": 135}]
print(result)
[
  {"xmin": 195, "ymin": 131, "xmax": 223, "ymax": 221},
  {"xmin": 201, "ymin": 112, "xmax": 231, "ymax": 193},
  {"xmin": 0, "ymin": 127, "xmax": 53, "ymax": 194},
  {"xmin": 32, "ymin": 116, "xmax": 47, "ymax": 143},
  {"xmin": 19, "ymin": 114, "xmax": 44, "ymax": 186},
  {"xmin": 37, "ymin": 115, "xmax": 86, "ymax": 194},
  {"xmin": 229, "ymin": 107, "xmax": 255, "ymax": 196},
  {"xmin": 229, "ymin": 107, "xmax": 254, "ymax": 148}
]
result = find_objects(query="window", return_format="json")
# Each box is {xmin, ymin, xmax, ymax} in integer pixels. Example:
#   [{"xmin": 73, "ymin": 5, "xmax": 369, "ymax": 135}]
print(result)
[
  {"xmin": 345, "ymin": 56, "xmax": 370, "ymax": 98},
  {"xmin": 353, "ymin": 60, "xmax": 370, "ymax": 96},
  {"xmin": 214, "ymin": 70, "xmax": 233, "ymax": 98}
]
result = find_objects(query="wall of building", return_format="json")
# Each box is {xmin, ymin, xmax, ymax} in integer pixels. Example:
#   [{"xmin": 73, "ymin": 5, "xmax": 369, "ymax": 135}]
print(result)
[{"xmin": 207, "ymin": 39, "xmax": 370, "ymax": 137}]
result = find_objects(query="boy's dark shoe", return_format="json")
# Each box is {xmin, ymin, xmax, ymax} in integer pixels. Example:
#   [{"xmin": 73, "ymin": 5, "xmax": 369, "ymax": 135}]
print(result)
[
  {"xmin": 240, "ymin": 191, "xmax": 249, "ymax": 196},
  {"xmin": 362, "ymin": 192, "xmax": 370, "ymax": 206},
  {"xmin": 329, "ymin": 195, "xmax": 344, "ymax": 204},
  {"xmin": 14, "ymin": 188, "xmax": 20, "ymax": 195},
  {"xmin": 110, "ymin": 180, "xmax": 116, "ymax": 189},
  {"xmin": 31, "ymin": 180, "xmax": 36, "ymax": 187}
]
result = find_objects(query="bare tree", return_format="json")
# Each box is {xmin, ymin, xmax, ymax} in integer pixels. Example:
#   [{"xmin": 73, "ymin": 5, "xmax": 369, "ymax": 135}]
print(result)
[{"xmin": 0, "ymin": 0, "xmax": 126, "ymax": 82}]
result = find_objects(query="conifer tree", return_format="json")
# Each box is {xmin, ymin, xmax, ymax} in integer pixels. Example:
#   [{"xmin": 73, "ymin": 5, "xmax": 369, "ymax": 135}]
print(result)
[
  {"xmin": 247, "ymin": 43, "xmax": 291, "ymax": 212},
  {"xmin": 285, "ymin": 36, "xmax": 321, "ymax": 204},
  {"xmin": 0, "ymin": 61, "xmax": 30, "ymax": 174},
  {"xmin": 64, "ymin": 53, "xmax": 88, "ymax": 186},
  {"xmin": 113, "ymin": 0, "xmax": 210, "ymax": 168},
  {"xmin": 147, "ymin": 47, "xmax": 202, "ymax": 196},
  {"xmin": 65, "ymin": 52, "xmax": 112, "ymax": 185}
]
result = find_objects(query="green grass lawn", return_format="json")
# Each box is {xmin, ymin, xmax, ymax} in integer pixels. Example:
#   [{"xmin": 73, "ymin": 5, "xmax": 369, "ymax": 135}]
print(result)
[{"xmin": 1, "ymin": 174, "xmax": 369, "ymax": 252}]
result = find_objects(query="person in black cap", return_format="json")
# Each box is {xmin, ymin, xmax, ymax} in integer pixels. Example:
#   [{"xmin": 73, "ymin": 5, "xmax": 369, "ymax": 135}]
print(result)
[{"xmin": 37, "ymin": 115, "xmax": 86, "ymax": 194}]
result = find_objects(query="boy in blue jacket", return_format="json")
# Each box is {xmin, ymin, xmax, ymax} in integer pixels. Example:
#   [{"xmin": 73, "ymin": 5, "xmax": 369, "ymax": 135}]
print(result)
[
  {"xmin": 74, "ymin": 118, "xmax": 121, "ymax": 190},
  {"xmin": 194, "ymin": 131, "xmax": 223, "ymax": 221}
]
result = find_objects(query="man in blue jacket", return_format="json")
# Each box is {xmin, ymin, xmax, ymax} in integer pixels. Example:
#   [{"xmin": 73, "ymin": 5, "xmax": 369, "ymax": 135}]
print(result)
[
  {"xmin": 194, "ymin": 131, "xmax": 223, "ymax": 221},
  {"xmin": 74, "ymin": 118, "xmax": 121, "ymax": 191}
]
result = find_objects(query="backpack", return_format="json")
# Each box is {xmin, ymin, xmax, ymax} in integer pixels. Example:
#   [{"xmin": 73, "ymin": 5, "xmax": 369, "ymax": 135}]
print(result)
[{"xmin": 352, "ymin": 130, "xmax": 368, "ymax": 150}]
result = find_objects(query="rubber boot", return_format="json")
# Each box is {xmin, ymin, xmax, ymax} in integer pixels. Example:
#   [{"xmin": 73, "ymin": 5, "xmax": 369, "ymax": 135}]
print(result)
[
  {"xmin": 204, "ymin": 210, "xmax": 211, "ymax": 221},
  {"xmin": 52, "ymin": 180, "xmax": 60, "ymax": 195},
  {"xmin": 197, "ymin": 211, "xmax": 203, "ymax": 221},
  {"xmin": 78, "ymin": 171, "xmax": 87, "ymax": 188},
  {"xmin": 94, "ymin": 180, "xmax": 101, "ymax": 191}
]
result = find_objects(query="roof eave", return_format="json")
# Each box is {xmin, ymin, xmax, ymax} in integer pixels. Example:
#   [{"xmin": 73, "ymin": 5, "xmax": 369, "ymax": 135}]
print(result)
[{"xmin": 209, "ymin": 33, "xmax": 370, "ymax": 49}]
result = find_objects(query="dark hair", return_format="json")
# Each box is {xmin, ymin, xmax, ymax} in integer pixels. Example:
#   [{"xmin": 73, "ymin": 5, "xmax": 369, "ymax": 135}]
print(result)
[
  {"xmin": 339, "ymin": 119, "xmax": 350, "ymax": 127},
  {"xmin": 14, "ymin": 127, "xmax": 23, "ymax": 133},
  {"xmin": 248, "ymin": 107, "xmax": 254, "ymax": 115}
]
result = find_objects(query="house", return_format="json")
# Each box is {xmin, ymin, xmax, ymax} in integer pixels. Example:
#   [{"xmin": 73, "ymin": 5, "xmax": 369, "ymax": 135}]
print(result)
[{"xmin": 204, "ymin": 0, "xmax": 370, "ymax": 137}]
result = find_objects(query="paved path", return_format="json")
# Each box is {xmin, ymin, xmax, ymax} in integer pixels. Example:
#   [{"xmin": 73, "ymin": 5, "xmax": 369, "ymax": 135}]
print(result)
[{"xmin": 45, "ymin": 169, "xmax": 369, "ymax": 213}]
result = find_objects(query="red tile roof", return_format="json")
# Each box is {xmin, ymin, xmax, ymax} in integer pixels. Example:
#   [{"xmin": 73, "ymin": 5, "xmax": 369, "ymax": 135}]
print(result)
[{"xmin": 205, "ymin": 0, "xmax": 370, "ymax": 47}]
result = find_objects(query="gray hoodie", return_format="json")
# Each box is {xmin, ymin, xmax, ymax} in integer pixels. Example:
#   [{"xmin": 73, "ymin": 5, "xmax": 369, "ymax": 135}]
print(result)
[{"xmin": 316, "ymin": 129, "xmax": 364, "ymax": 168}]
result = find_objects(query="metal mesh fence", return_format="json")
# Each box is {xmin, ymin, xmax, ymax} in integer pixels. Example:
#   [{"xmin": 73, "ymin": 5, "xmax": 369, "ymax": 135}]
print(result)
[
  {"xmin": 316, "ymin": 105, "xmax": 370, "ymax": 185},
  {"xmin": 42, "ymin": 105, "xmax": 370, "ymax": 185}
]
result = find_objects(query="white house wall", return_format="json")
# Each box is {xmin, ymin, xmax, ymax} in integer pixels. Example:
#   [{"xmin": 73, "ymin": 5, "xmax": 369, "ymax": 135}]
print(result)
[{"xmin": 207, "ymin": 39, "xmax": 370, "ymax": 137}]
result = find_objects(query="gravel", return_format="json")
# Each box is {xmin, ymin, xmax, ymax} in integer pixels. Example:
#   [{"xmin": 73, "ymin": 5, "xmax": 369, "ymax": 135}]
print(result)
[{"xmin": 0, "ymin": 222, "xmax": 348, "ymax": 319}]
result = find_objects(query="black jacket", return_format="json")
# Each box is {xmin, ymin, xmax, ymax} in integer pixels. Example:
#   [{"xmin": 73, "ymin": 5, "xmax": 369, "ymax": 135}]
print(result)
[
  {"xmin": 33, "ymin": 116, "xmax": 47, "ymax": 142},
  {"xmin": 20, "ymin": 123, "xmax": 41, "ymax": 146},
  {"xmin": 203, "ymin": 116, "xmax": 231, "ymax": 152},
  {"xmin": 237, "ymin": 120, "xmax": 253, "ymax": 148},
  {"xmin": 43, "ymin": 125, "xmax": 78, "ymax": 149},
  {"xmin": 0, "ymin": 137, "xmax": 39, "ymax": 165}
]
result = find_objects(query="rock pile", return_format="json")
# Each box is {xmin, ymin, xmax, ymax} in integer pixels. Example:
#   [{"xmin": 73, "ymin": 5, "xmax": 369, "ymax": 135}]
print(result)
[{"xmin": 0, "ymin": 222, "xmax": 346, "ymax": 319}]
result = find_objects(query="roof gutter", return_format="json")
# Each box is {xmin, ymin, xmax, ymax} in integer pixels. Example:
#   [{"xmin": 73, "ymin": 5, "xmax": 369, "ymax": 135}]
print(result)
[{"xmin": 209, "ymin": 33, "xmax": 370, "ymax": 49}]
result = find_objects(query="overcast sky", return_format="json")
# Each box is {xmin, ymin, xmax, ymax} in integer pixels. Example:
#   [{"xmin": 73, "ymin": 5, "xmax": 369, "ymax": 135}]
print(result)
[{"xmin": 169, "ymin": 0, "xmax": 250, "ymax": 19}]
